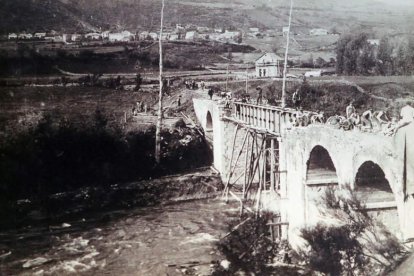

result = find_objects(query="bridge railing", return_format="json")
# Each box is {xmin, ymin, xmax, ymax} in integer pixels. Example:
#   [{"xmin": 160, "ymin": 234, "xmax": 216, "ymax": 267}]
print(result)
[{"xmin": 232, "ymin": 101, "xmax": 310, "ymax": 134}]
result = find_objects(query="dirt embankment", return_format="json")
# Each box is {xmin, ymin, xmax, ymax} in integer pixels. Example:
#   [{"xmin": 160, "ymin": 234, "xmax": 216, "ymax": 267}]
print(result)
[{"xmin": 10, "ymin": 168, "xmax": 223, "ymax": 230}]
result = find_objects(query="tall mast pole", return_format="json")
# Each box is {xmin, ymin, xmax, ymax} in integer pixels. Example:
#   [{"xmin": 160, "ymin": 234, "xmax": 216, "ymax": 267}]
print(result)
[
  {"xmin": 155, "ymin": 0, "xmax": 165, "ymax": 163},
  {"xmin": 245, "ymin": 64, "xmax": 248, "ymax": 94},
  {"xmin": 281, "ymin": 0, "xmax": 293, "ymax": 108},
  {"xmin": 226, "ymin": 64, "xmax": 229, "ymax": 92}
]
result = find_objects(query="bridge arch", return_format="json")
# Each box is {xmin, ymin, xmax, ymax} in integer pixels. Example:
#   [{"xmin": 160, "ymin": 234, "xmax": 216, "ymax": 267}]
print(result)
[
  {"xmin": 355, "ymin": 161, "xmax": 394, "ymax": 203},
  {"xmin": 206, "ymin": 111, "xmax": 213, "ymax": 131},
  {"xmin": 306, "ymin": 145, "xmax": 338, "ymax": 184}
]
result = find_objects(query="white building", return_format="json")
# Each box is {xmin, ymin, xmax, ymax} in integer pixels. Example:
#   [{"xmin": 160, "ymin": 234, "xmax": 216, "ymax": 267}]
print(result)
[
  {"xmin": 282, "ymin": 27, "xmax": 290, "ymax": 36},
  {"xmin": 148, "ymin": 32, "xmax": 158, "ymax": 40},
  {"xmin": 71, "ymin": 34, "xmax": 82, "ymax": 41},
  {"xmin": 85, "ymin": 32, "xmax": 102, "ymax": 40},
  {"xmin": 304, "ymin": 70, "xmax": 322, "ymax": 78},
  {"xmin": 161, "ymin": 32, "xmax": 171, "ymax": 40},
  {"xmin": 185, "ymin": 31, "xmax": 198, "ymax": 40},
  {"xmin": 249, "ymin": 27, "xmax": 259, "ymax": 32},
  {"xmin": 18, "ymin": 33, "xmax": 33, "ymax": 39},
  {"xmin": 8, "ymin": 33, "xmax": 17, "ymax": 39},
  {"xmin": 34, "ymin": 32, "xmax": 46, "ymax": 39},
  {"xmin": 108, "ymin": 31, "xmax": 134, "ymax": 42},
  {"xmin": 214, "ymin": 30, "xmax": 241, "ymax": 43},
  {"xmin": 310, "ymin": 28, "xmax": 328, "ymax": 36},
  {"xmin": 101, "ymin": 31, "xmax": 110, "ymax": 39},
  {"xmin": 138, "ymin": 31, "xmax": 149, "ymax": 40},
  {"xmin": 255, "ymin": 52, "xmax": 283, "ymax": 78},
  {"xmin": 169, "ymin": 33, "xmax": 179, "ymax": 41},
  {"xmin": 368, "ymin": 39, "xmax": 380, "ymax": 46},
  {"xmin": 197, "ymin": 26, "xmax": 210, "ymax": 33}
]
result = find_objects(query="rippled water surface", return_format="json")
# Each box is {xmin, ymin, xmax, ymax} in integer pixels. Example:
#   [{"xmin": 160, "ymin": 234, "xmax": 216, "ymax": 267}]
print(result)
[{"xmin": 0, "ymin": 199, "xmax": 240, "ymax": 275}]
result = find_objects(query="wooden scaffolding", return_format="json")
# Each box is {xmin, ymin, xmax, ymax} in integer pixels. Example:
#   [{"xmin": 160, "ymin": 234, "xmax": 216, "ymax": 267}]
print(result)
[{"xmin": 222, "ymin": 124, "xmax": 282, "ymax": 214}]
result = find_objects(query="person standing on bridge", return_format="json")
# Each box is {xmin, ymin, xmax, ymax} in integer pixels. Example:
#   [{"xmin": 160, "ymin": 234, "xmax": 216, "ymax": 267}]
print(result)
[
  {"xmin": 391, "ymin": 102, "xmax": 414, "ymax": 135},
  {"xmin": 361, "ymin": 108, "xmax": 374, "ymax": 129},
  {"xmin": 292, "ymin": 88, "xmax": 301, "ymax": 109},
  {"xmin": 178, "ymin": 95, "xmax": 182, "ymax": 107},
  {"xmin": 208, "ymin": 88, "xmax": 214, "ymax": 100},
  {"xmin": 256, "ymin": 86, "xmax": 263, "ymax": 105},
  {"xmin": 346, "ymin": 102, "xmax": 356, "ymax": 118}
]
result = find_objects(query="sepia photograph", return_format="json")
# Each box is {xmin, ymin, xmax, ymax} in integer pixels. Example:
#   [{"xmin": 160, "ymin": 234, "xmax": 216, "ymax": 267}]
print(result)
[{"xmin": 0, "ymin": 0, "xmax": 414, "ymax": 275}]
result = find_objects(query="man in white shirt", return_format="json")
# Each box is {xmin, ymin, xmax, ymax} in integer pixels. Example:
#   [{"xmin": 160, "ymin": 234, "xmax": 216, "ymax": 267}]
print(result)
[{"xmin": 392, "ymin": 102, "xmax": 414, "ymax": 135}]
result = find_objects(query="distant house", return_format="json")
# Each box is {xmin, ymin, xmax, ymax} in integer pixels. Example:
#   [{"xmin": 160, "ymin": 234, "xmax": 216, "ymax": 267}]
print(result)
[
  {"xmin": 214, "ymin": 28, "xmax": 223, "ymax": 33},
  {"xmin": 176, "ymin": 24, "xmax": 185, "ymax": 31},
  {"xmin": 108, "ymin": 31, "xmax": 134, "ymax": 42},
  {"xmin": 161, "ymin": 32, "xmax": 171, "ymax": 40},
  {"xmin": 198, "ymin": 33, "xmax": 210, "ymax": 40},
  {"xmin": 368, "ymin": 39, "xmax": 380, "ymax": 46},
  {"xmin": 310, "ymin": 28, "xmax": 328, "ymax": 36},
  {"xmin": 8, "ymin": 33, "xmax": 17, "ymax": 39},
  {"xmin": 101, "ymin": 31, "xmax": 110, "ymax": 39},
  {"xmin": 197, "ymin": 26, "xmax": 210, "ymax": 33},
  {"xmin": 282, "ymin": 27, "xmax": 290, "ymax": 36},
  {"xmin": 304, "ymin": 70, "xmax": 322, "ymax": 78},
  {"xmin": 34, "ymin": 32, "xmax": 46, "ymax": 39},
  {"xmin": 53, "ymin": 35, "xmax": 63, "ymax": 42},
  {"xmin": 138, "ymin": 31, "xmax": 149, "ymax": 40},
  {"xmin": 169, "ymin": 33, "xmax": 179, "ymax": 41},
  {"xmin": 148, "ymin": 32, "xmax": 159, "ymax": 40},
  {"xmin": 185, "ymin": 31, "xmax": 198, "ymax": 40},
  {"xmin": 249, "ymin": 27, "xmax": 259, "ymax": 33},
  {"xmin": 62, "ymin": 34, "xmax": 68, "ymax": 43},
  {"xmin": 18, "ymin": 33, "xmax": 33, "ymax": 39},
  {"xmin": 71, "ymin": 34, "xmax": 82, "ymax": 41},
  {"xmin": 255, "ymin": 52, "xmax": 283, "ymax": 78},
  {"xmin": 85, "ymin": 32, "xmax": 102, "ymax": 40}
]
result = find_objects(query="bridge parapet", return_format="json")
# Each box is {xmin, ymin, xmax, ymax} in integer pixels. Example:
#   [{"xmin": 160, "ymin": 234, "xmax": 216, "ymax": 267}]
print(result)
[{"xmin": 232, "ymin": 101, "xmax": 317, "ymax": 135}]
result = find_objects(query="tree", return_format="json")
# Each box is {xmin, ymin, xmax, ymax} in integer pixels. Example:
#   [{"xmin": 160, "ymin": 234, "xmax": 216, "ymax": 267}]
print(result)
[
  {"xmin": 336, "ymin": 33, "xmax": 373, "ymax": 75},
  {"xmin": 376, "ymin": 36, "xmax": 394, "ymax": 75},
  {"xmin": 134, "ymin": 73, "xmax": 143, "ymax": 91},
  {"xmin": 336, "ymin": 34, "xmax": 352, "ymax": 74},
  {"xmin": 155, "ymin": 0, "xmax": 165, "ymax": 163},
  {"xmin": 227, "ymin": 47, "xmax": 233, "ymax": 60}
]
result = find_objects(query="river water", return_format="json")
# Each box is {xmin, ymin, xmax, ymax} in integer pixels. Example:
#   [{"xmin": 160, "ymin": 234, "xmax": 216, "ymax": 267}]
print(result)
[{"xmin": 0, "ymin": 199, "xmax": 240, "ymax": 275}]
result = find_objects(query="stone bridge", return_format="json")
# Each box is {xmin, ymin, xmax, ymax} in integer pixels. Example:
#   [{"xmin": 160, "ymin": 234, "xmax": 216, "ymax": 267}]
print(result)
[{"xmin": 193, "ymin": 98, "xmax": 414, "ymax": 247}]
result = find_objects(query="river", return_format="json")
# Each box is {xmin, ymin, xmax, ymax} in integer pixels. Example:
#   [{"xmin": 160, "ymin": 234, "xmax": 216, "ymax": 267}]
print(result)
[{"xmin": 0, "ymin": 199, "xmax": 240, "ymax": 275}]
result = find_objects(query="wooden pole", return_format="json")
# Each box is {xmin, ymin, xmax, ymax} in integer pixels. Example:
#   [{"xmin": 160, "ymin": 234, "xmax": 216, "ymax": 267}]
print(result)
[
  {"xmin": 226, "ymin": 64, "xmax": 229, "ymax": 92},
  {"xmin": 270, "ymin": 139, "xmax": 275, "ymax": 191},
  {"xmin": 245, "ymin": 64, "xmax": 248, "ymax": 95},
  {"xmin": 223, "ymin": 125, "xmax": 239, "ymax": 199},
  {"xmin": 281, "ymin": 0, "xmax": 293, "ymax": 108},
  {"xmin": 224, "ymin": 129, "xmax": 249, "ymax": 198},
  {"xmin": 243, "ymin": 131, "xmax": 250, "ymax": 197},
  {"xmin": 155, "ymin": 0, "xmax": 165, "ymax": 163}
]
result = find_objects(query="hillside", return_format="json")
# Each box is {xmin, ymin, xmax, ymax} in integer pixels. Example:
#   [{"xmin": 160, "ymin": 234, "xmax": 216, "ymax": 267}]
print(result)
[{"xmin": 1, "ymin": 0, "xmax": 413, "ymax": 36}]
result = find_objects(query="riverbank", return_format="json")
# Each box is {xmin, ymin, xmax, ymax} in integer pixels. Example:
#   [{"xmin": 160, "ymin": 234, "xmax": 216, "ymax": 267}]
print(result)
[{"xmin": 6, "ymin": 167, "xmax": 223, "ymax": 231}]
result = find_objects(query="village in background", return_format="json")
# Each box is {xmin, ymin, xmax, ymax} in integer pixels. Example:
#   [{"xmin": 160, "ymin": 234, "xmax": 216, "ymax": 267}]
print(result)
[{"xmin": 1, "ymin": 0, "xmax": 414, "ymax": 275}]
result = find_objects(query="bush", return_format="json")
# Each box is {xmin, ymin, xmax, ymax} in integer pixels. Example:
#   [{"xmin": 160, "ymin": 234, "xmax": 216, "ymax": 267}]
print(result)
[
  {"xmin": 213, "ymin": 212, "xmax": 300, "ymax": 275},
  {"xmin": 300, "ymin": 187, "xmax": 407, "ymax": 275}
]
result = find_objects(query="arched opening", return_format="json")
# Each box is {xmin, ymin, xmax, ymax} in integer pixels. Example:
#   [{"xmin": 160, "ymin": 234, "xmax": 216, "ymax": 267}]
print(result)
[
  {"xmin": 355, "ymin": 161, "xmax": 394, "ymax": 203},
  {"xmin": 306, "ymin": 146, "xmax": 338, "ymax": 184},
  {"xmin": 206, "ymin": 111, "xmax": 213, "ymax": 131}
]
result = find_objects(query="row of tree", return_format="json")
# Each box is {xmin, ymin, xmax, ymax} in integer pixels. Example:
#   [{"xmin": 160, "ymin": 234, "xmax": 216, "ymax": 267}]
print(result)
[{"xmin": 336, "ymin": 33, "xmax": 414, "ymax": 76}]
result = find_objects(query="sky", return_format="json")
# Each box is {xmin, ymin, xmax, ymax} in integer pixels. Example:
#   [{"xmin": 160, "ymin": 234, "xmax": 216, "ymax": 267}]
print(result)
[{"xmin": 376, "ymin": 0, "xmax": 414, "ymax": 6}]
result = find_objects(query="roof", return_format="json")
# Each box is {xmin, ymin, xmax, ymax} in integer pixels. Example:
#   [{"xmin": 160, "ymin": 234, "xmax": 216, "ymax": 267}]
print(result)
[{"xmin": 255, "ymin": 53, "xmax": 283, "ymax": 64}]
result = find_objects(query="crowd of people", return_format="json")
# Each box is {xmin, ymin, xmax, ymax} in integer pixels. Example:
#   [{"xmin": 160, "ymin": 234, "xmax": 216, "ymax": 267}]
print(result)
[{"xmin": 287, "ymin": 101, "xmax": 414, "ymax": 136}]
